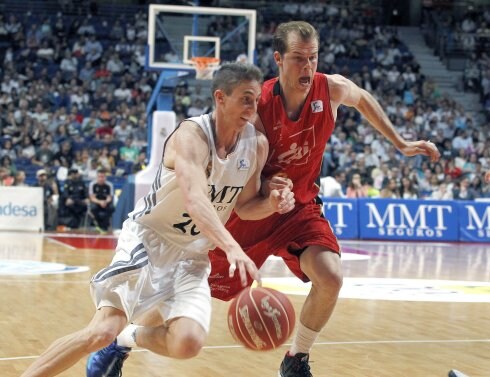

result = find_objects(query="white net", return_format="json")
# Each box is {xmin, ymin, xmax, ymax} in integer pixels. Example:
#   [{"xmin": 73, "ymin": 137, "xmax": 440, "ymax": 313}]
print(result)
[{"xmin": 191, "ymin": 58, "xmax": 220, "ymax": 80}]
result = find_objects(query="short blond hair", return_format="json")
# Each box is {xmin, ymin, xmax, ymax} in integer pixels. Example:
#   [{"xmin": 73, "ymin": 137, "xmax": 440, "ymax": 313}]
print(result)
[{"xmin": 272, "ymin": 21, "xmax": 319, "ymax": 55}]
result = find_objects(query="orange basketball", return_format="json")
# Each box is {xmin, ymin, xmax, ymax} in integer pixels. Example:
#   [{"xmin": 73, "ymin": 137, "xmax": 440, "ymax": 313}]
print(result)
[{"xmin": 227, "ymin": 287, "xmax": 295, "ymax": 351}]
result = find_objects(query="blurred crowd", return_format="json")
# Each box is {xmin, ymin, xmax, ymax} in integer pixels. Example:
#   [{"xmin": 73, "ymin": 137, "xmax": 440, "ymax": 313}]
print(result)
[
  {"xmin": 423, "ymin": 2, "xmax": 490, "ymax": 117},
  {"xmin": 0, "ymin": 0, "xmax": 489, "ymax": 231}
]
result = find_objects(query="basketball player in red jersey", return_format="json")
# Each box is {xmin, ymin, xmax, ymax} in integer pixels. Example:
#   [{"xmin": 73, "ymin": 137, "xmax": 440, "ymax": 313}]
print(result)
[
  {"xmin": 84, "ymin": 21, "xmax": 440, "ymax": 377},
  {"xmin": 208, "ymin": 21, "xmax": 440, "ymax": 377}
]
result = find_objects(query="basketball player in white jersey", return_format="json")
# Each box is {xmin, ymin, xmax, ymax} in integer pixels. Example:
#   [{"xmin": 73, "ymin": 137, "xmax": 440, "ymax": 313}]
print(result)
[{"xmin": 21, "ymin": 63, "xmax": 295, "ymax": 377}]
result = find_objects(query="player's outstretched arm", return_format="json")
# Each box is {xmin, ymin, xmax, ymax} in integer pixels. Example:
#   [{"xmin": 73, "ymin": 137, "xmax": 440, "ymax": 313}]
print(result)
[
  {"xmin": 169, "ymin": 121, "xmax": 260, "ymax": 286},
  {"xmin": 234, "ymin": 132, "xmax": 295, "ymax": 220},
  {"xmin": 328, "ymin": 74, "xmax": 440, "ymax": 162}
]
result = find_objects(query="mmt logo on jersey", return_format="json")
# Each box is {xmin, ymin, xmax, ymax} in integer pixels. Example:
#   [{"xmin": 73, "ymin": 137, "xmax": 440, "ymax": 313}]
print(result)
[{"xmin": 359, "ymin": 199, "xmax": 458, "ymax": 241}]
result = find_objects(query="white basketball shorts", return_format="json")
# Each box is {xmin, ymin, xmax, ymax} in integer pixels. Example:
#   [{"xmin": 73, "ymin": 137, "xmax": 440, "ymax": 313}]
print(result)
[{"xmin": 90, "ymin": 218, "xmax": 212, "ymax": 333}]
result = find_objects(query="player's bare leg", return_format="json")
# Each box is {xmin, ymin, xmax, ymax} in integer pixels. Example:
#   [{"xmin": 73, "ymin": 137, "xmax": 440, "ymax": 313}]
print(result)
[
  {"xmin": 298, "ymin": 247, "xmax": 342, "ymax": 333},
  {"xmin": 279, "ymin": 247, "xmax": 342, "ymax": 376},
  {"xmin": 21, "ymin": 307, "xmax": 127, "ymax": 377},
  {"xmin": 134, "ymin": 317, "xmax": 206, "ymax": 359}
]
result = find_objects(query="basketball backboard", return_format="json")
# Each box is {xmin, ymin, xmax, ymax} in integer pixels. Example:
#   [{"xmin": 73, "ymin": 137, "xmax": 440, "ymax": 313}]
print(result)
[{"xmin": 147, "ymin": 4, "xmax": 256, "ymax": 71}]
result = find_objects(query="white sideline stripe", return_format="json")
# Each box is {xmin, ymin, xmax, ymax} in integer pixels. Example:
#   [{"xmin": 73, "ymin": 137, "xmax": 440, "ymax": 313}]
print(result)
[
  {"xmin": 46, "ymin": 237, "xmax": 77, "ymax": 250},
  {"xmin": 45, "ymin": 233, "xmax": 117, "ymax": 239},
  {"xmin": 3, "ymin": 339, "xmax": 490, "ymax": 362}
]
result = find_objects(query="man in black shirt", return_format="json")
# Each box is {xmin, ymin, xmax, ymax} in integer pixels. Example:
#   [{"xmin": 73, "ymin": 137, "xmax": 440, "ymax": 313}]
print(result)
[
  {"xmin": 59, "ymin": 168, "xmax": 88, "ymax": 229},
  {"xmin": 34, "ymin": 168, "xmax": 58, "ymax": 230},
  {"xmin": 88, "ymin": 169, "xmax": 114, "ymax": 231}
]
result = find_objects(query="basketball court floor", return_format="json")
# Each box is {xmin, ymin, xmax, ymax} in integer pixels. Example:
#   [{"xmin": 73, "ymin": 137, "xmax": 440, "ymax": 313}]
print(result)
[{"xmin": 1, "ymin": 231, "xmax": 489, "ymax": 376}]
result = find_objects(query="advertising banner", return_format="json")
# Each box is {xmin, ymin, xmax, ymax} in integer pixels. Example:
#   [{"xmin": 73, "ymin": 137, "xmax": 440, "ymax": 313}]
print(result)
[
  {"xmin": 357, "ymin": 199, "xmax": 459, "ymax": 241},
  {"xmin": 322, "ymin": 198, "xmax": 358, "ymax": 239},
  {"xmin": 458, "ymin": 201, "xmax": 490, "ymax": 242},
  {"xmin": 0, "ymin": 187, "xmax": 44, "ymax": 232}
]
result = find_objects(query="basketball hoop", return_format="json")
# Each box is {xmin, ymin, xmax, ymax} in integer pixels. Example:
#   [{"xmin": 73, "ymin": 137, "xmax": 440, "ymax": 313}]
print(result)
[{"xmin": 190, "ymin": 57, "xmax": 220, "ymax": 80}]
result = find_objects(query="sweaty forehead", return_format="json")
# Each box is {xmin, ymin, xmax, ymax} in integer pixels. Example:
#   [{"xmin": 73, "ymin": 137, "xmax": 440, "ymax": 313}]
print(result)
[
  {"xmin": 286, "ymin": 33, "xmax": 318, "ymax": 54},
  {"xmin": 232, "ymin": 81, "xmax": 261, "ymax": 95}
]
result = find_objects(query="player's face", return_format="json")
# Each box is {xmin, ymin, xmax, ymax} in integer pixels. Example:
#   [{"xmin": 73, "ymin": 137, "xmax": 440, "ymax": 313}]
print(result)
[
  {"xmin": 220, "ymin": 80, "xmax": 261, "ymax": 127},
  {"xmin": 275, "ymin": 32, "xmax": 318, "ymax": 93}
]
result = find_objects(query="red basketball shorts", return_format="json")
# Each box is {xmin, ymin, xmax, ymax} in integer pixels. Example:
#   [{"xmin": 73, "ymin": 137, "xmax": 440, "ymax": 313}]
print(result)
[{"xmin": 208, "ymin": 200, "xmax": 340, "ymax": 301}]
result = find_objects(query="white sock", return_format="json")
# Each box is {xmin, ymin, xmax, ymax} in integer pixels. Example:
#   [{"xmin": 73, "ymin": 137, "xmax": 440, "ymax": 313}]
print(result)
[
  {"xmin": 289, "ymin": 322, "xmax": 320, "ymax": 356},
  {"xmin": 116, "ymin": 324, "xmax": 141, "ymax": 348}
]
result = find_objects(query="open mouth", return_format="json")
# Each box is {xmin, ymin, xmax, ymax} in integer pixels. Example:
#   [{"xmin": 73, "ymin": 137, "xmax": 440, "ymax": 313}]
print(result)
[{"xmin": 299, "ymin": 76, "xmax": 311, "ymax": 86}]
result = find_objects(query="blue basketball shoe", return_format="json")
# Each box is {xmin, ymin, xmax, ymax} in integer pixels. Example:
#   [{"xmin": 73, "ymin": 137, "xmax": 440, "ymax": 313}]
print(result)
[{"xmin": 86, "ymin": 340, "xmax": 131, "ymax": 377}]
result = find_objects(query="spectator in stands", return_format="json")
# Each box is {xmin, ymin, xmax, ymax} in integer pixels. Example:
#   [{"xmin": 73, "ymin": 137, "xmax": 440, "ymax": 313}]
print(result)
[
  {"xmin": 399, "ymin": 176, "xmax": 418, "ymax": 199},
  {"xmin": 364, "ymin": 176, "xmax": 380, "ymax": 198},
  {"xmin": 187, "ymin": 98, "xmax": 206, "ymax": 117},
  {"xmin": 0, "ymin": 153, "xmax": 16, "ymax": 177},
  {"xmin": 37, "ymin": 40, "xmax": 56, "ymax": 61},
  {"xmin": 81, "ymin": 110, "xmax": 101, "ymax": 137},
  {"xmin": 79, "ymin": 61, "xmax": 95, "ymax": 82},
  {"xmin": 53, "ymin": 140, "xmax": 74, "ymax": 168},
  {"xmin": 71, "ymin": 149, "xmax": 89, "ymax": 178},
  {"xmin": 58, "ymin": 168, "xmax": 88, "ymax": 229},
  {"xmin": 97, "ymin": 146, "xmax": 115, "ymax": 173},
  {"xmin": 85, "ymin": 35, "xmax": 103, "ymax": 65},
  {"xmin": 0, "ymin": 138, "xmax": 17, "ymax": 160},
  {"xmin": 60, "ymin": 50, "xmax": 78, "ymax": 80},
  {"xmin": 363, "ymin": 143, "xmax": 380, "ymax": 168},
  {"xmin": 346, "ymin": 173, "xmax": 368, "ymax": 198},
  {"xmin": 113, "ymin": 118, "xmax": 133, "ymax": 143},
  {"xmin": 106, "ymin": 52, "xmax": 125, "ymax": 76},
  {"xmin": 380, "ymin": 178, "xmax": 401, "ymax": 198},
  {"xmin": 174, "ymin": 81, "xmax": 191, "ymax": 109},
  {"xmin": 35, "ymin": 168, "xmax": 58, "ymax": 230},
  {"xmin": 202, "ymin": 96, "xmax": 214, "ymax": 114},
  {"xmin": 119, "ymin": 137, "xmax": 139, "ymax": 163},
  {"xmin": 88, "ymin": 169, "xmax": 114, "ymax": 232},
  {"xmin": 321, "ymin": 144, "xmax": 336, "ymax": 177},
  {"xmin": 319, "ymin": 170, "xmax": 346, "ymax": 198},
  {"xmin": 132, "ymin": 151, "xmax": 147, "ymax": 174},
  {"xmin": 470, "ymin": 175, "xmax": 484, "ymax": 197},
  {"xmin": 113, "ymin": 81, "xmax": 132, "ymax": 103},
  {"xmin": 32, "ymin": 139, "xmax": 55, "ymax": 167},
  {"xmin": 132, "ymin": 117, "xmax": 147, "ymax": 148},
  {"xmin": 453, "ymin": 177, "xmax": 477, "ymax": 200},
  {"xmin": 17, "ymin": 136, "xmax": 36, "ymax": 160},
  {"xmin": 445, "ymin": 159, "xmax": 463, "ymax": 179},
  {"xmin": 77, "ymin": 18, "xmax": 95, "ymax": 36},
  {"xmin": 0, "ymin": 166, "xmax": 13, "ymax": 186},
  {"xmin": 86, "ymin": 157, "xmax": 99, "ymax": 181},
  {"xmin": 452, "ymin": 128, "xmax": 473, "ymax": 151},
  {"xmin": 431, "ymin": 182, "xmax": 453, "ymax": 200}
]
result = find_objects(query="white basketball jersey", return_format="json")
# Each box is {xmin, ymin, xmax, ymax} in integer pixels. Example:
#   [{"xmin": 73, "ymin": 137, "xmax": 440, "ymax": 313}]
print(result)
[{"xmin": 129, "ymin": 114, "xmax": 258, "ymax": 252}]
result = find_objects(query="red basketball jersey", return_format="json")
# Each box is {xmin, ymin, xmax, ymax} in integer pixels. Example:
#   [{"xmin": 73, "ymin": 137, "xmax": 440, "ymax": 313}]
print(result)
[{"xmin": 258, "ymin": 73, "xmax": 335, "ymax": 204}]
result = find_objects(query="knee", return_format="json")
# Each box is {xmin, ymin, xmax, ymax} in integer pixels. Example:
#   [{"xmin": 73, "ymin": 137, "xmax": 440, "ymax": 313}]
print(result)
[
  {"xmin": 170, "ymin": 332, "xmax": 205, "ymax": 359},
  {"xmin": 307, "ymin": 258, "xmax": 343, "ymax": 294},
  {"xmin": 84, "ymin": 328, "xmax": 119, "ymax": 353}
]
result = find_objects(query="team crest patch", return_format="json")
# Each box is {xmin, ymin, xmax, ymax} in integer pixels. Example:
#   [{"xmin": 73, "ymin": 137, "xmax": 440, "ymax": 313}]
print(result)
[
  {"xmin": 311, "ymin": 100, "xmax": 323, "ymax": 113},
  {"xmin": 237, "ymin": 158, "xmax": 250, "ymax": 170}
]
